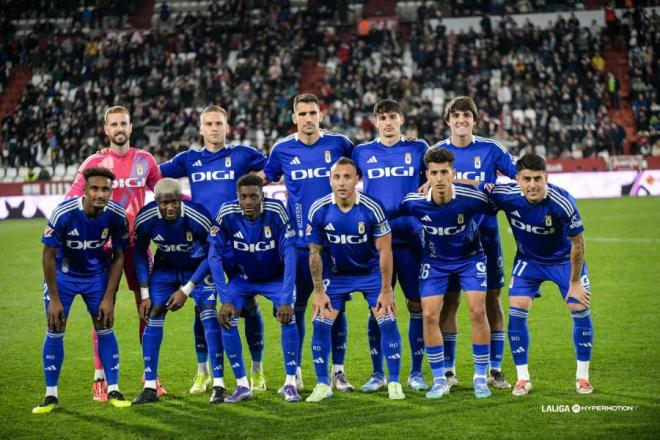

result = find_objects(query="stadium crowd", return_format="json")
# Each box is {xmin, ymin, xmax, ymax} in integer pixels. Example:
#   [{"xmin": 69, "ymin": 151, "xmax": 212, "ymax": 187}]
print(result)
[{"xmin": 0, "ymin": 3, "xmax": 658, "ymax": 171}]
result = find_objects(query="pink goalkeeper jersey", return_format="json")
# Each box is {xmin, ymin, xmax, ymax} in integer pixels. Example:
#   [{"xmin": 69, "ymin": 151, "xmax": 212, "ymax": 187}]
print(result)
[{"xmin": 67, "ymin": 147, "xmax": 161, "ymax": 238}]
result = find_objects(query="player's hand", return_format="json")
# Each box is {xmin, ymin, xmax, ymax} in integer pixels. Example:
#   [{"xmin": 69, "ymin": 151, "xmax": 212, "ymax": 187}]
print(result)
[
  {"xmin": 99, "ymin": 147, "xmax": 110, "ymax": 154},
  {"xmin": 166, "ymin": 290, "xmax": 188, "ymax": 311},
  {"xmin": 139, "ymin": 298, "xmax": 152, "ymax": 321},
  {"xmin": 311, "ymin": 290, "xmax": 333, "ymax": 321},
  {"xmin": 376, "ymin": 288, "xmax": 397, "ymax": 320},
  {"xmin": 47, "ymin": 299, "xmax": 66, "ymax": 331},
  {"xmin": 218, "ymin": 303, "xmax": 236, "ymax": 329},
  {"xmin": 418, "ymin": 181, "xmax": 430, "ymax": 195},
  {"xmin": 567, "ymin": 281, "xmax": 590, "ymax": 307},
  {"xmin": 98, "ymin": 297, "xmax": 115, "ymax": 329},
  {"xmin": 277, "ymin": 304, "xmax": 294, "ymax": 324}
]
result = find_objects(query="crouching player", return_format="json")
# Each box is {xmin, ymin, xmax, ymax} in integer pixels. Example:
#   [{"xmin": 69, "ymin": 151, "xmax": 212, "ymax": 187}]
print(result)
[
  {"xmin": 399, "ymin": 147, "xmax": 497, "ymax": 400},
  {"xmin": 305, "ymin": 157, "xmax": 404, "ymax": 403},
  {"xmin": 209, "ymin": 175, "xmax": 301, "ymax": 403},
  {"xmin": 482, "ymin": 154, "xmax": 594, "ymax": 396},
  {"xmin": 131, "ymin": 178, "xmax": 226, "ymax": 405},
  {"xmin": 34, "ymin": 167, "xmax": 131, "ymax": 413}
]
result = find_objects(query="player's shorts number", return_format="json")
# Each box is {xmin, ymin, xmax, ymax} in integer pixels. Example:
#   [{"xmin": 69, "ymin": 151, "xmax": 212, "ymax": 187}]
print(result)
[
  {"xmin": 420, "ymin": 264, "xmax": 430, "ymax": 280},
  {"xmin": 323, "ymin": 279, "xmax": 330, "ymax": 291},
  {"xmin": 512, "ymin": 260, "xmax": 528, "ymax": 277}
]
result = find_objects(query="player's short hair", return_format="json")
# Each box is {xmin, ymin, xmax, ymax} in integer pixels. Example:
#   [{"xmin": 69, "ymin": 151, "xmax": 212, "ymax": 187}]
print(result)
[
  {"xmin": 516, "ymin": 154, "xmax": 547, "ymax": 172},
  {"xmin": 104, "ymin": 106, "xmax": 130, "ymax": 124},
  {"xmin": 331, "ymin": 157, "xmax": 357, "ymax": 173},
  {"xmin": 293, "ymin": 93, "xmax": 320, "ymax": 112},
  {"xmin": 424, "ymin": 147, "xmax": 455, "ymax": 167},
  {"xmin": 83, "ymin": 167, "xmax": 116, "ymax": 181},
  {"xmin": 237, "ymin": 174, "xmax": 263, "ymax": 189},
  {"xmin": 154, "ymin": 178, "xmax": 182, "ymax": 200},
  {"xmin": 443, "ymin": 96, "xmax": 478, "ymax": 122},
  {"xmin": 200, "ymin": 105, "xmax": 228, "ymax": 123},
  {"xmin": 373, "ymin": 99, "xmax": 403, "ymax": 116}
]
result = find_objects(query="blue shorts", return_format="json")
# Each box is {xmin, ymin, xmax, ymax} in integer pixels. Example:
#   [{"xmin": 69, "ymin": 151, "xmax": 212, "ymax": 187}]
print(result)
[
  {"xmin": 420, "ymin": 255, "xmax": 487, "ymax": 298},
  {"xmin": 324, "ymin": 271, "xmax": 382, "ymax": 311},
  {"xmin": 43, "ymin": 272, "xmax": 108, "ymax": 317},
  {"xmin": 508, "ymin": 257, "xmax": 590, "ymax": 305},
  {"xmin": 393, "ymin": 244, "xmax": 421, "ymax": 301},
  {"xmin": 150, "ymin": 269, "xmax": 217, "ymax": 308},
  {"xmin": 227, "ymin": 276, "xmax": 292, "ymax": 310}
]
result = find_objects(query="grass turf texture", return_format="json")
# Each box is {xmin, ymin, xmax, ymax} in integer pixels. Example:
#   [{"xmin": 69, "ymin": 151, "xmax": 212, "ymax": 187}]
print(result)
[{"xmin": 0, "ymin": 196, "xmax": 659, "ymax": 439}]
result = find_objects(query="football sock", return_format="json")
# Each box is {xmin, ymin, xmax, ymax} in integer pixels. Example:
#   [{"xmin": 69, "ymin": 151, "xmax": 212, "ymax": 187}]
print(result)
[
  {"xmin": 426, "ymin": 345, "xmax": 445, "ymax": 380},
  {"xmin": 194, "ymin": 311, "xmax": 208, "ymax": 363},
  {"xmin": 281, "ymin": 316, "xmax": 299, "ymax": 377},
  {"xmin": 367, "ymin": 313, "xmax": 384, "ymax": 375},
  {"xmin": 490, "ymin": 331, "xmax": 506, "ymax": 371},
  {"xmin": 200, "ymin": 308, "xmax": 224, "ymax": 379},
  {"xmin": 43, "ymin": 330, "xmax": 65, "ymax": 387},
  {"xmin": 442, "ymin": 332, "xmax": 457, "ymax": 372},
  {"xmin": 221, "ymin": 317, "xmax": 246, "ymax": 382},
  {"xmin": 378, "ymin": 315, "xmax": 402, "ymax": 383},
  {"xmin": 508, "ymin": 307, "xmax": 530, "ymax": 367},
  {"xmin": 572, "ymin": 309, "xmax": 593, "ymax": 373},
  {"xmin": 142, "ymin": 317, "xmax": 164, "ymax": 381},
  {"xmin": 96, "ymin": 328, "xmax": 120, "ymax": 387},
  {"xmin": 409, "ymin": 311, "xmax": 424, "ymax": 374},
  {"xmin": 311, "ymin": 315, "xmax": 334, "ymax": 385},
  {"xmin": 472, "ymin": 343, "xmax": 489, "ymax": 380},
  {"xmin": 244, "ymin": 304, "xmax": 264, "ymax": 365},
  {"xmin": 332, "ymin": 311, "xmax": 347, "ymax": 365},
  {"xmin": 294, "ymin": 306, "xmax": 306, "ymax": 368}
]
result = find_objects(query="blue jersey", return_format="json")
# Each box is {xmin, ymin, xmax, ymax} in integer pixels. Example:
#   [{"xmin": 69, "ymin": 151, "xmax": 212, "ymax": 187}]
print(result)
[
  {"xmin": 485, "ymin": 182, "xmax": 584, "ymax": 264},
  {"xmin": 160, "ymin": 145, "xmax": 266, "ymax": 216},
  {"xmin": 133, "ymin": 200, "xmax": 214, "ymax": 286},
  {"xmin": 209, "ymin": 198, "xmax": 296, "ymax": 304},
  {"xmin": 263, "ymin": 132, "xmax": 354, "ymax": 246},
  {"xmin": 399, "ymin": 184, "xmax": 496, "ymax": 263},
  {"xmin": 352, "ymin": 138, "xmax": 429, "ymax": 246},
  {"xmin": 42, "ymin": 197, "xmax": 128, "ymax": 278},
  {"xmin": 307, "ymin": 192, "xmax": 391, "ymax": 275}
]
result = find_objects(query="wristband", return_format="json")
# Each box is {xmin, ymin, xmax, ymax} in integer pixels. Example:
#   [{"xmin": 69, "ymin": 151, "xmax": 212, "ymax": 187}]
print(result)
[
  {"xmin": 140, "ymin": 287, "xmax": 149, "ymax": 300},
  {"xmin": 181, "ymin": 281, "xmax": 195, "ymax": 296}
]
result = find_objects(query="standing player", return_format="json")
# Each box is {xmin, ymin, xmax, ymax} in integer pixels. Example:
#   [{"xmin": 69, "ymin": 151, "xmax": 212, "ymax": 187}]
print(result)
[
  {"xmin": 67, "ymin": 106, "xmax": 162, "ymax": 401},
  {"xmin": 160, "ymin": 105, "xmax": 268, "ymax": 393},
  {"xmin": 33, "ymin": 167, "xmax": 131, "ymax": 413},
  {"xmin": 399, "ymin": 147, "xmax": 495, "ymax": 399},
  {"xmin": 352, "ymin": 99, "xmax": 429, "ymax": 392},
  {"xmin": 305, "ymin": 158, "xmax": 404, "ymax": 402},
  {"xmin": 130, "ymin": 179, "xmax": 226, "ymax": 405},
  {"xmin": 434, "ymin": 96, "xmax": 517, "ymax": 389},
  {"xmin": 482, "ymin": 154, "xmax": 593, "ymax": 395},
  {"xmin": 210, "ymin": 175, "xmax": 301, "ymax": 403},
  {"xmin": 260, "ymin": 94, "xmax": 355, "ymax": 391}
]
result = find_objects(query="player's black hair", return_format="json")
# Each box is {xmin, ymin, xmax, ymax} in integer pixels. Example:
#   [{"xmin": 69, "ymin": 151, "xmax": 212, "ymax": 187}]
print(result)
[
  {"xmin": 237, "ymin": 174, "xmax": 264, "ymax": 189},
  {"xmin": 373, "ymin": 99, "xmax": 403, "ymax": 116},
  {"xmin": 83, "ymin": 167, "xmax": 116, "ymax": 181},
  {"xmin": 293, "ymin": 93, "xmax": 320, "ymax": 112},
  {"xmin": 516, "ymin": 154, "xmax": 547, "ymax": 172},
  {"xmin": 424, "ymin": 147, "xmax": 455, "ymax": 166},
  {"xmin": 331, "ymin": 157, "xmax": 357, "ymax": 172},
  {"xmin": 443, "ymin": 96, "xmax": 479, "ymax": 122}
]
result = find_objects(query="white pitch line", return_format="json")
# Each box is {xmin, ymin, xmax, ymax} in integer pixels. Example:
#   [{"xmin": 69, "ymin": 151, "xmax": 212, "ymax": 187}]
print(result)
[{"xmin": 586, "ymin": 237, "xmax": 660, "ymax": 243}]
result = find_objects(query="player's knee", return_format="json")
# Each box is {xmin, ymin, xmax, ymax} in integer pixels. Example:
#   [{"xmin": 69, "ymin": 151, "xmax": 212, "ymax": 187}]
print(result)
[
  {"xmin": 422, "ymin": 307, "xmax": 440, "ymax": 325},
  {"xmin": 406, "ymin": 299, "xmax": 422, "ymax": 313},
  {"xmin": 567, "ymin": 303, "xmax": 588, "ymax": 313},
  {"xmin": 468, "ymin": 302, "xmax": 487, "ymax": 321},
  {"xmin": 149, "ymin": 305, "xmax": 167, "ymax": 319}
]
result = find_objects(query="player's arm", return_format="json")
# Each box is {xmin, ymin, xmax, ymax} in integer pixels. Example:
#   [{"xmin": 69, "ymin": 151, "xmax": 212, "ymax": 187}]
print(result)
[
  {"xmin": 375, "ymin": 231, "xmax": 396, "ymax": 318},
  {"xmin": 66, "ymin": 159, "xmax": 93, "ymax": 198},
  {"xmin": 309, "ymin": 242, "xmax": 332, "ymax": 320},
  {"xmin": 42, "ymin": 245, "xmax": 65, "ymax": 331},
  {"xmin": 260, "ymin": 147, "xmax": 283, "ymax": 186},
  {"xmin": 98, "ymin": 248, "xmax": 124, "ymax": 329},
  {"xmin": 158, "ymin": 151, "xmax": 188, "ymax": 178},
  {"xmin": 277, "ymin": 226, "xmax": 297, "ymax": 324},
  {"xmin": 145, "ymin": 153, "xmax": 162, "ymax": 191},
  {"xmin": 567, "ymin": 233, "xmax": 589, "ymax": 307}
]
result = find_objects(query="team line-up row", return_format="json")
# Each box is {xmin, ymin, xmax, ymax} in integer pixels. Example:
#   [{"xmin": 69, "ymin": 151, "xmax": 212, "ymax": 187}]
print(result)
[{"xmin": 32, "ymin": 95, "xmax": 593, "ymax": 413}]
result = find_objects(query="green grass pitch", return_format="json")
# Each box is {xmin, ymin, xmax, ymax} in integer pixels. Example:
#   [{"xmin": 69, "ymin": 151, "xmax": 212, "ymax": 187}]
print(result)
[{"xmin": 0, "ymin": 196, "xmax": 659, "ymax": 439}]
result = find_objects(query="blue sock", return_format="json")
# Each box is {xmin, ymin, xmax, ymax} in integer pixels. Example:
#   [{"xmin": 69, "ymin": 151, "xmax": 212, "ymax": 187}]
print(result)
[
  {"xmin": 473, "ymin": 343, "xmax": 489, "ymax": 379},
  {"xmin": 311, "ymin": 315, "xmax": 334, "ymax": 385},
  {"xmin": 572, "ymin": 309, "xmax": 593, "ymax": 361},
  {"xmin": 508, "ymin": 307, "xmax": 530, "ymax": 366},
  {"xmin": 426, "ymin": 344, "xmax": 445, "ymax": 380},
  {"xmin": 200, "ymin": 308, "xmax": 224, "ymax": 379},
  {"xmin": 221, "ymin": 317, "xmax": 246, "ymax": 380},
  {"xmin": 409, "ymin": 311, "xmax": 424, "ymax": 374},
  {"xmin": 331, "ymin": 311, "xmax": 347, "ymax": 365},
  {"xmin": 194, "ymin": 311, "xmax": 208, "ymax": 363},
  {"xmin": 490, "ymin": 331, "xmax": 506, "ymax": 370},
  {"xmin": 294, "ymin": 306, "xmax": 306, "ymax": 367},
  {"xmin": 142, "ymin": 317, "xmax": 164, "ymax": 382},
  {"xmin": 97, "ymin": 328, "xmax": 120, "ymax": 386},
  {"xmin": 244, "ymin": 305, "xmax": 264, "ymax": 365},
  {"xmin": 367, "ymin": 313, "xmax": 384, "ymax": 375},
  {"xmin": 378, "ymin": 315, "xmax": 402, "ymax": 383},
  {"xmin": 42, "ymin": 330, "xmax": 64, "ymax": 387},
  {"xmin": 281, "ymin": 316, "xmax": 299, "ymax": 376},
  {"xmin": 442, "ymin": 332, "xmax": 457, "ymax": 371}
]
